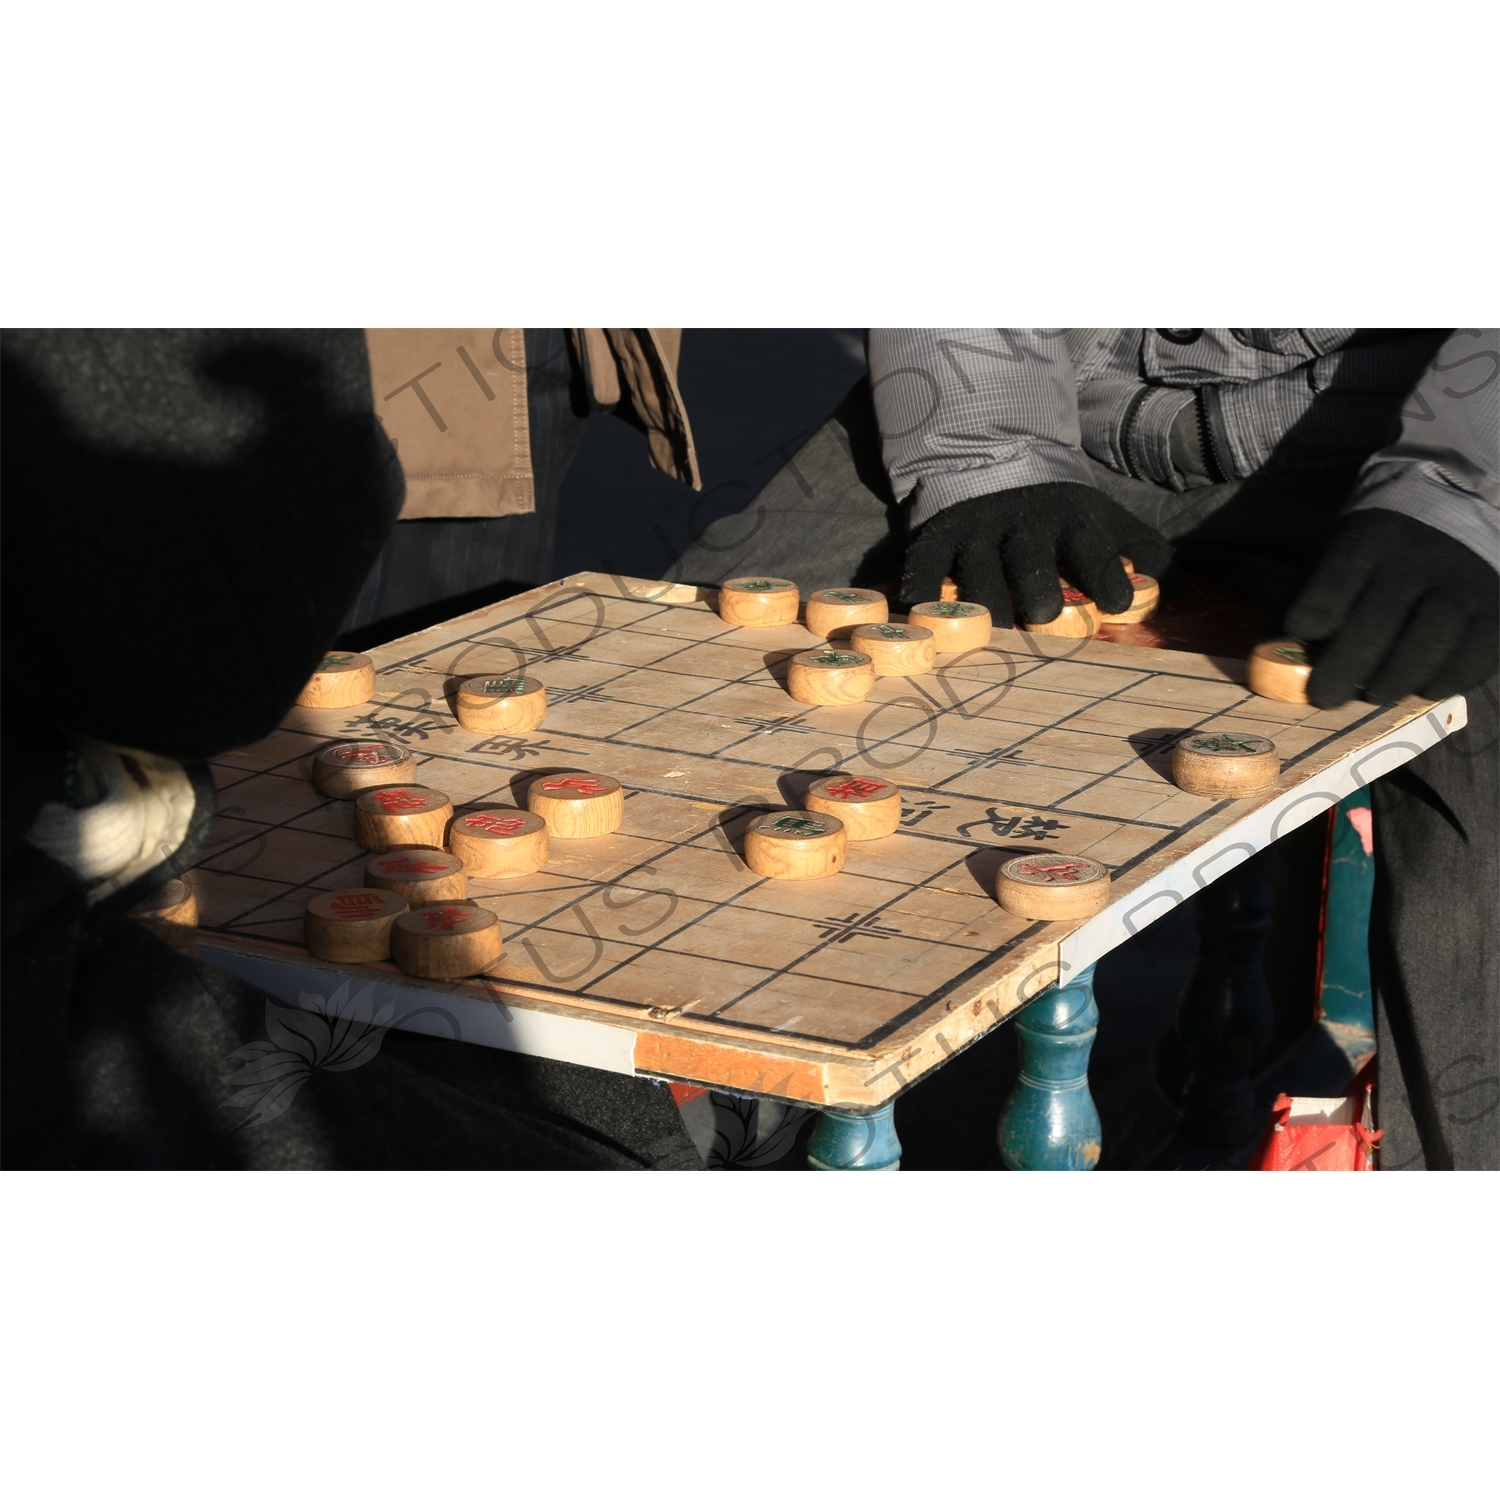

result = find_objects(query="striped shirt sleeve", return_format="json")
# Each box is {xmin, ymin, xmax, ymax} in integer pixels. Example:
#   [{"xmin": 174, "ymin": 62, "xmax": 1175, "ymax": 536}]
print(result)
[{"xmin": 868, "ymin": 329, "xmax": 1094, "ymax": 527}]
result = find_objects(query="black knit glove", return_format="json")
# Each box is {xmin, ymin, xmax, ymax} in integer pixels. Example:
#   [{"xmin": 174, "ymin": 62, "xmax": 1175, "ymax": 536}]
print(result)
[
  {"xmin": 901, "ymin": 483, "xmax": 1173, "ymax": 627},
  {"xmin": 1285, "ymin": 510, "xmax": 1499, "ymax": 708}
]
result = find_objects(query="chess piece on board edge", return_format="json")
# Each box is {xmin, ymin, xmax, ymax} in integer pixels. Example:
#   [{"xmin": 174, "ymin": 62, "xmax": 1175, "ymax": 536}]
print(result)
[
  {"xmin": 851, "ymin": 622, "xmax": 937, "ymax": 677},
  {"xmin": 130, "ymin": 877, "xmax": 198, "ymax": 928},
  {"xmin": 744, "ymin": 810, "xmax": 848, "ymax": 879},
  {"xmin": 804, "ymin": 774, "xmax": 902, "ymax": 840},
  {"xmin": 717, "ymin": 577, "xmax": 800, "ymax": 628},
  {"xmin": 296, "ymin": 651, "xmax": 376, "ymax": 708},
  {"xmin": 129, "ymin": 877, "xmax": 199, "ymax": 955},
  {"xmin": 304, "ymin": 887, "xmax": 408, "ymax": 962},
  {"xmin": 804, "ymin": 587, "xmax": 889, "ymax": 640},
  {"xmin": 364, "ymin": 846, "xmax": 468, "ymax": 904},
  {"xmin": 1097, "ymin": 572, "xmax": 1161, "ymax": 624},
  {"xmin": 527, "ymin": 772, "xmax": 625, "ymax": 838},
  {"xmin": 786, "ymin": 649, "xmax": 876, "ymax": 706},
  {"xmin": 391, "ymin": 899, "xmax": 503, "ymax": 979},
  {"xmin": 454, "ymin": 674, "xmax": 547, "ymax": 734},
  {"xmin": 312, "ymin": 740, "xmax": 418, "ymax": 799},
  {"xmin": 1247, "ymin": 640, "xmax": 1313, "ymax": 704},
  {"xmin": 995, "ymin": 853, "xmax": 1111, "ymax": 920},
  {"xmin": 353, "ymin": 785, "xmax": 453, "ymax": 852},
  {"xmin": 448, "ymin": 808, "xmax": 550, "ymax": 877},
  {"xmin": 1023, "ymin": 585, "xmax": 1100, "ymax": 639},
  {"xmin": 936, "ymin": 556, "xmax": 1144, "ymax": 636},
  {"xmin": 1171, "ymin": 732, "xmax": 1280, "ymax": 798}
]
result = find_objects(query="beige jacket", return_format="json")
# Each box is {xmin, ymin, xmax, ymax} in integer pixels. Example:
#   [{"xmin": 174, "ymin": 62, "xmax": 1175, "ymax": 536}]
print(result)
[{"xmin": 363, "ymin": 329, "xmax": 701, "ymax": 520}]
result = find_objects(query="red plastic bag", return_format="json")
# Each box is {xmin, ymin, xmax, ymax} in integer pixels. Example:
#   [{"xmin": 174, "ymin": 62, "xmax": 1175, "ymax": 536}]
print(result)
[{"xmin": 1251, "ymin": 1058, "xmax": 1382, "ymax": 1170}]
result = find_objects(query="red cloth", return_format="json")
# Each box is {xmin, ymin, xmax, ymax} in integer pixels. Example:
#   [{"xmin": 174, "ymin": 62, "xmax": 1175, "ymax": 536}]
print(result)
[{"xmin": 1251, "ymin": 1059, "xmax": 1382, "ymax": 1170}]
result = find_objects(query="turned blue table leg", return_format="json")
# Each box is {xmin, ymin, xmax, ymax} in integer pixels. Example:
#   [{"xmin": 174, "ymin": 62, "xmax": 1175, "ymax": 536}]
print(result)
[
  {"xmin": 997, "ymin": 965, "xmax": 1102, "ymax": 1171},
  {"xmin": 807, "ymin": 1101, "xmax": 901, "ymax": 1171},
  {"xmin": 1319, "ymin": 789, "xmax": 1376, "ymax": 1033}
]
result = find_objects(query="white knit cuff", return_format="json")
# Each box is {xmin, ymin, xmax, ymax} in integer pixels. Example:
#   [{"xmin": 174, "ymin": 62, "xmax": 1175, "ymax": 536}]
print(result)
[{"xmin": 26, "ymin": 739, "xmax": 197, "ymax": 903}]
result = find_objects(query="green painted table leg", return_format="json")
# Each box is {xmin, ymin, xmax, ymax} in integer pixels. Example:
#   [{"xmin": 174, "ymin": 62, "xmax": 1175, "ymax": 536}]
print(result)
[
  {"xmin": 997, "ymin": 965, "xmax": 1102, "ymax": 1171},
  {"xmin": 807, "ymin": 1101, "xmax": 901, "ymax": 1170},
  {"xmin": 1319, "ymin": 788, "xmax": 1375, "ymax": 1031}
]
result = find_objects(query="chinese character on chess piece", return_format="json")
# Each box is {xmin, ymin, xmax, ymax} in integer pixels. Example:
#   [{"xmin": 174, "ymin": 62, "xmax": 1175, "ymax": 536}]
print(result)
[
  {"xmin": 454, "ymin": 674, "xmax": 547, "ymax": 734},
  {"xmin": 296, "ymin": 650, "xmax": 377, "ymax": 709},
  {"xmin": 995, "ymin": 853, "xmax": 1112, "ymax": 920},
  {"xmin": 804, "ymin": 774, "xmax": 902, "ymax": 840},
  {"xmin": 311, "ymin": 739, "xmax": 417, "ymax": 799},
  {"xmin": 448, "ymin": 808, "xmax": 550, "ymax": 877},
  {"xmin": 743, "ymin": 810, "xmax": 848, "ymax": 880},
  {"xmin": 353, "ymin": 784, "xmax": 454, "ymax": 852},
  {"xmin": 363, "ymin": 845, "xmax": 468, "ymax": 904},
  {"xmin": 390, "ymin": 899, "xmax": 503, "ymax": 979},
  {"xmin": 850, "ymin": 621, "xmax": 937, "ymax": 677},
  {"xmin": 1247, "ymin": 640, "xmax": 1313, "ymax": 705},
  {"xmin": 1171, "ymin": 731, "xmax": 1281, "ymax": 798},
  {"xmin": 1022, "ymin": 584, "xmax": 1100, "ymax": 640},
  {"xmin": 906, "ymin": 599, "xmax": 994, "ymax": 653},
  {"xmin": 785, "ymin": 647, "xmax": 876, "ymax": 706},
  {"xmin": 1096, "ymin": 559, "xmax": 1161, "ymax": 624},
  {"xmin": 304, "ymin": 887, "xmax": 409, "ymax": 962},
  {"xmin": 527, "ymin": 771, "xmax": 625, "ymax": 838},
  {"xmin": 717, "ymin": 576, "xmax": 801, "ymax": 628},
  {"xmin": 804, "ymin": 587, "xmax": 889, "ymax": 640}
]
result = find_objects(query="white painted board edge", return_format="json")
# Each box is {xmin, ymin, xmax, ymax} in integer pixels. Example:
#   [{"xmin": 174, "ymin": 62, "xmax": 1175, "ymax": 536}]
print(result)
[
  {"xmin": 200, "ymin": 943, "xmax": 638, "ymax": 1076},
  {"xmin": 1059, "ymin": 696, "xmax": 1467, "ymax": 978}
]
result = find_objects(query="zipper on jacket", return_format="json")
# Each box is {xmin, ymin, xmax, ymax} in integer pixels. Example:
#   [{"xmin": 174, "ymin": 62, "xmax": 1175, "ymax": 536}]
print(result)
[
  {"xmin": 1119, "ymin": 385, "xmax": 1153, "ymax": 480},
  {"xmin": 1195, "ymin": 386, "xmax": 1230, "ymax": 483}
]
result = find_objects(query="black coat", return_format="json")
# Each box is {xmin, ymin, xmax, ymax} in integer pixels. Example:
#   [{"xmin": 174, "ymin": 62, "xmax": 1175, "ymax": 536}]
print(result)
[{"xmin": 1, "ymin": 330, "xmax": 699, "ymax": 1169}]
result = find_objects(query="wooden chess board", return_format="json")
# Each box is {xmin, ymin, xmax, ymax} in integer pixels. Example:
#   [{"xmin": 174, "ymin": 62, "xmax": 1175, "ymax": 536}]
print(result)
[{"xmin": 193, "ymin": 572, "xmax": 1465, "ymax": 1109}]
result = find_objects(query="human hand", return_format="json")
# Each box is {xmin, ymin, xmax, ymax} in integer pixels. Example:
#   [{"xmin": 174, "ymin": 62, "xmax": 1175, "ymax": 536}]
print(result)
[
  {"xmin": 1285, "ymin": 509, "xmax": 1499, "ymax": 708},
  {"xmin": 900, "ymin": 482, "xmax": 1172, "ymax": 627}
]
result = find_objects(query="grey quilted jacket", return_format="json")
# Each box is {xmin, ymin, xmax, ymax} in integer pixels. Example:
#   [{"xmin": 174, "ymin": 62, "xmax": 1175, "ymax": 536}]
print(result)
[{"xmin": 869, "ymin": 328, "xmax": 1499, "ymax": 569}]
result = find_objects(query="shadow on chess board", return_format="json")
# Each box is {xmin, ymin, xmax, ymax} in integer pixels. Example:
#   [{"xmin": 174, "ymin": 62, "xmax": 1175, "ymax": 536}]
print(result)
[{"xmin": 194, "ymin": 573, "xmax": 1461, "ymax": 1109}]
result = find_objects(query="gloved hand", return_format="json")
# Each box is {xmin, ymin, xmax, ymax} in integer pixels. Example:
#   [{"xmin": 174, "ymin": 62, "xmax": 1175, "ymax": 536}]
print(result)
[
  {"xmin": 1285, "ymin": 509, "xmax": 1499, "ymax": 708},
  {"xmin": 901, "ymin": 482, "xmax": 1173, "ymax": 627}
]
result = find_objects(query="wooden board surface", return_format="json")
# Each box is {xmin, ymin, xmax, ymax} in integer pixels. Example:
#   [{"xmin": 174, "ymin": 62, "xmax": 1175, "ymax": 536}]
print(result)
[{"xmin": 193, "ymin": 572, "xmax": 1463, "ymax": 1108}]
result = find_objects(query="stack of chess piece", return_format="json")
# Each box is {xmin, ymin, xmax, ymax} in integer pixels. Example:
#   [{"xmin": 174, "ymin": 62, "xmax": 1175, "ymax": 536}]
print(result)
[
  {"xmin": 718, "ymin": 559, "xmax": 1163, "ymax": 716},
  {"xmin": 289, "ymin": 653, "xmax": 620, "ymax": 979}
]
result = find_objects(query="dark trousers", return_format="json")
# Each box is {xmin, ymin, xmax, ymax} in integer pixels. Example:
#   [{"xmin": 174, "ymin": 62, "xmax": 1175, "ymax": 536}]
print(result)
[
  {"xmin": 1369, "ymin": 680, "xmax": 1499, "ymax": 1168},
  {"xmin": 339, "ymin": 329, "xmax": 590, "ymax": 643},
  {"xmin": 672, "ymin": 380, "xmax": 1500, "ymax": 1169}
]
